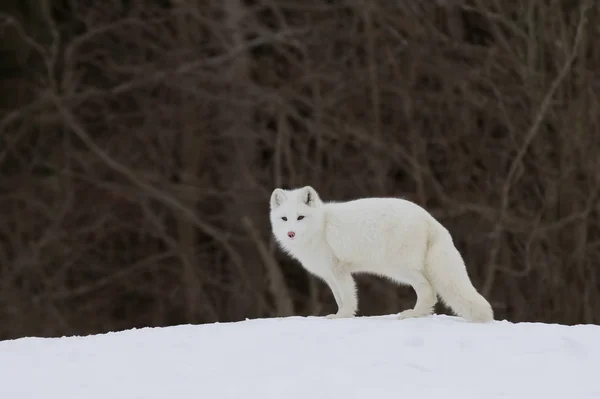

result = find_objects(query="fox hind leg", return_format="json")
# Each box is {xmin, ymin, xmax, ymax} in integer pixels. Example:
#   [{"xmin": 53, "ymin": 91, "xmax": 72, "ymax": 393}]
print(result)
[{"xmin": 396, "ymin": 272, "xmax": 437, "ymax": 320}]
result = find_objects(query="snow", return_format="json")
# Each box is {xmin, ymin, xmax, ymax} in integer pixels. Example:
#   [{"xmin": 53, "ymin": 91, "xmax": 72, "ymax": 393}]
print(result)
[{"xmin": 0, "ymin": 314, "xmax": 598, "ymax": 399}]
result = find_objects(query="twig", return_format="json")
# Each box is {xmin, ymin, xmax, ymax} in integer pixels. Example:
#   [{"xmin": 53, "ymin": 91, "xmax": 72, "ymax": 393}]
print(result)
[{"xmin": 482, "ymin": 3, "xmax": 590, "ymax": 296}]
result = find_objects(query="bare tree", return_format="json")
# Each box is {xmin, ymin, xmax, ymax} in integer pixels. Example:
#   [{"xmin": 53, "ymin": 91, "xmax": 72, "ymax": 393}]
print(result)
[{"xmin": 0, "ymin": 0, "xmax": 598, "ymax": 339}]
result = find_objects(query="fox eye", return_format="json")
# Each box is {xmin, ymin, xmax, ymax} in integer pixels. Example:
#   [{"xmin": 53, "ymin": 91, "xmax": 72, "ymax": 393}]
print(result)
[
  {"xmin": 281, "ymin": 217, "xmax": 287, "ymax": 221},
  {"xmin": 297, "ymin": 215, "xmax": 304, "ymax": 220}
]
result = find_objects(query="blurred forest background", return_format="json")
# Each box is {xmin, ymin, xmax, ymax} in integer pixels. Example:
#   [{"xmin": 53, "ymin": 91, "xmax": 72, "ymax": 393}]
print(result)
[{"xmin": 1, "ymin": 0, "xmax": 599, "ymax": 340}]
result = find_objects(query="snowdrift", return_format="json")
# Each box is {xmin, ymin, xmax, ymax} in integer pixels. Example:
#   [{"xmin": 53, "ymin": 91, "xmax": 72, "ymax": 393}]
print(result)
[{"xmin": 0, "ymin": 314, "xmax": 598, "ymax": 399}]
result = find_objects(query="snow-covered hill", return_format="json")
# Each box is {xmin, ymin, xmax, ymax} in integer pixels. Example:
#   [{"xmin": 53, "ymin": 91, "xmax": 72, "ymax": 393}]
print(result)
[{"xmin": 0, "ymin": 314, "xmax": 598, "ymax": 399}]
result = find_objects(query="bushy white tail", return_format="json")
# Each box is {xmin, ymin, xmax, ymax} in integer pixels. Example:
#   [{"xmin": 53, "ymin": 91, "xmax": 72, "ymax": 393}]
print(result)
[{"xmin": 424, "ymin": 225, "xmax": 494, "ymax": 322}]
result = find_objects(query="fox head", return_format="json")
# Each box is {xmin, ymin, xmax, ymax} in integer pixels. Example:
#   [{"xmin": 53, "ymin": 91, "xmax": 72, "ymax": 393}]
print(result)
[{"xmin": 269, "ymin": 186, "xmax": 325, "ymax": 247}]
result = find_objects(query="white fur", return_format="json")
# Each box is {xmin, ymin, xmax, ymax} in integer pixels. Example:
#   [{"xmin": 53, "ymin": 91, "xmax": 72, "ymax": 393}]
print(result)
[{"xmin": 269, "ymin": 186, "xmax": 494, "ymax": 322}]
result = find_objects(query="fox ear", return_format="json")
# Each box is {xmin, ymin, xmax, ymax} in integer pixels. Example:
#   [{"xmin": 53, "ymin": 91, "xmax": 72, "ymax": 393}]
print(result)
[
  {"xmin": 302, "ymin": 186, "xmax": 319, "ymax": 207},
  {"xmin": 270, "ymin": 188, "xmax": 287, "ymax": 209}
]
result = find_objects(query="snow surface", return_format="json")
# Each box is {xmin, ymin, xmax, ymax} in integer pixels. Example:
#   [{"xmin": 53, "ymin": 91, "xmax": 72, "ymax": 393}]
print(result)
[{"xmin": 0, "ymin": 314, "xmax": 599, "ymax": 399}]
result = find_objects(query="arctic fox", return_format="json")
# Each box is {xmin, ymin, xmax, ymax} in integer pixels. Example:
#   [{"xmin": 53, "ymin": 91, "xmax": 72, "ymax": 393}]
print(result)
[{"xmin": 269, "ymin": 186, "xmax": 494, "ymax": 322}]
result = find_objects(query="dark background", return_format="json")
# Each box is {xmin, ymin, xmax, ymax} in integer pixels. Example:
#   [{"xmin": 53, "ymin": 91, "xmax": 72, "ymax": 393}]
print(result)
[{"xmin": 0, "ymin": 0, "xmax": 598, "ymax": 340}]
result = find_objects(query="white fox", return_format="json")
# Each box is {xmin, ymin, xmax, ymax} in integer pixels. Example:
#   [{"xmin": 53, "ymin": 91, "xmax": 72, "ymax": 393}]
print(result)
[{"xmin": 269, "ymin": 186, "xmax": 494, "ymax": 322}]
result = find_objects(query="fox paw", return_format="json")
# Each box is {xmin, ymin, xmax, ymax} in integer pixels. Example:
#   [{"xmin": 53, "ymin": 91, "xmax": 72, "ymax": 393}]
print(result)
[{"xmin": 396, "ymin": 309, "xmax": 432, "ymax": 320}]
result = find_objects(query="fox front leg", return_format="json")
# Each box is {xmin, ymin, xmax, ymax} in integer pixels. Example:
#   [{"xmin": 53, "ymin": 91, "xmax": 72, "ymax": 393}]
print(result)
[{"xmin": 322, "ymin": 270, "xmax": 357, "ymax": 319}]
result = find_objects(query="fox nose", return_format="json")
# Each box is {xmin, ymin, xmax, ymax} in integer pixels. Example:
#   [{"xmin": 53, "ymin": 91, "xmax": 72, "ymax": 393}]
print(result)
[{"xmin": 287, "ymin": 231, "xmax": 295, "ymax": 238}]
